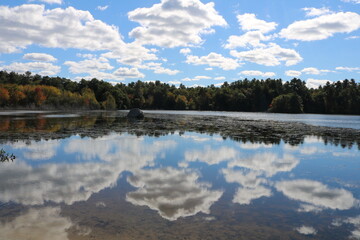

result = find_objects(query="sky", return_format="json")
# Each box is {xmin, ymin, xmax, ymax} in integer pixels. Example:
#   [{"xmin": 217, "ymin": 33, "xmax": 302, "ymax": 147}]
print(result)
[{"xmin": 0, "ymin": 0, "xmax": 359, "ymax": 88}]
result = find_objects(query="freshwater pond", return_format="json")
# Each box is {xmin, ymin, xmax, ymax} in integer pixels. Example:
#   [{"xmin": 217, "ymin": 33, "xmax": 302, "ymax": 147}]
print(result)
[{"xmin": 0, "ymin": 111, "xmax": 360, "ymax": 240}]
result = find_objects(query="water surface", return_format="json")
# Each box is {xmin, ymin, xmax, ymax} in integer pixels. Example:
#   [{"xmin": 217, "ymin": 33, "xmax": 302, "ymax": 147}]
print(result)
[{"xmin": 0, "ymin": 111, "xmax": 359, "ymax": 240}]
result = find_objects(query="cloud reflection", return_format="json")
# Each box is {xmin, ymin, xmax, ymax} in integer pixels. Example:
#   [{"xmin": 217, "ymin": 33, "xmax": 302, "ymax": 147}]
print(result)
[
  {"xmin": 10, "ymin": 139, "xmax": 60, "ymax": 161},
  {"xmin": 229, "ymin": 152, "xmax": 299, "ymax": 176},
  {"xmin": 0, "ymin": 207, "xmax": 73, "ymax": 240},
  {"xmin": 222, "ymin": 169, "xmax": 272, "ymax": 205},
  {"xmin": 0, "ymin": 134, "xmax": 177, "ymax": 205},
  {"xmin": 126, "ymin": 167, "xmax": 223, "ymax": 221},
  {"xmin": 275, "ymin": 179, "xmax": 357, "ymax": 211},
  {"xmin": 183, "ymin": 146, "xmax": 238, "ymax": 165}
]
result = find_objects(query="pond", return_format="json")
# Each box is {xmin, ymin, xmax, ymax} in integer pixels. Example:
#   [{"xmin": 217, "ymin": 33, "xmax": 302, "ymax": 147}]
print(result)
[{"xmin": 0, "ymin": 111, "xmax": 360, "ymax": 240}]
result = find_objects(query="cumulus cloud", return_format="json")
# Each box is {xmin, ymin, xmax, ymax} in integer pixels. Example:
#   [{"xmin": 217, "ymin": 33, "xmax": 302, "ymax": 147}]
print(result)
[
  {"xmin": 228, "ymin": 152, "xmax": 299, "ymax": 177},
  {"xmin": 302, "ymin": 7, "xmax": 333, "ymax": 17},
  {"xmin": 180, "ymin": 48, "xmax": 192, "ymax": 55},
  {"xmin": 275, "ymin": 179, "xmax": 357, "ymax": 211},
  {"xmin": 23, "ymin": 53, "xmax": 57, "ymax": 62},
  {"xmin": 230, "ymin": 43, "xmax": 302, "ymax": 66},
  {"xmin": 295, "ymin": 225, "xmax": 317, "ymax": 235},
  {"xmin": 64, "ymin": 58, "xmax": 113, "ymax": 74},
  {"xmin": 236, "ymin": 13, "xmax": 278, "ymax": 33},
  {"xmin": 285, "ymin": 70, "xmax": 302, "ymax": 77},
  {"xmin": 137, "ymin": 62, "xmax": 180, "ymax": 75},
  {"xmin": 128, "ymin": 0, "xmax": 227, "ymax": 47},
  {"xmin": 240, "ymin": 70, "xmax": 276, "ymax": 78},
  {"xmin": 182, "ymin": 75, "xmax": 211, "ymax": 81},
  {"xmin": 214, "ymin": 76, "xmax": 225, "ymax": 80},
  {"xmin": 301, "ymin": 67, "xmax": 331, "ymax": 75},
  {"xmin": 305, "ymin": 78, "xmax": 330, "ymax": 89},
  {"xmin": 183, "ymin": 146, "xmax": 238, "ymax": 165},
  {"xmin": 113, "ymin": 67, "xmax": 145, "ymax": 79},
  {"xmin": 224, "ymin": 31, "xmax": 271, "ymax": 49},
  {"xmin": 186, "ymin": 52, "xmax": 241, "ymax": 70},
  {"xmin": 0, "ymin": 207, "xmax": 73, "ymax": 240},
  {"xmin": 0, "ymin": 4, "xmax": 155, "ymax": 66},
  {"xmin": 279, "ymin": 12, "xmax": 360, "ymax": 41},
  {"xmin": 126, "ymin": 167, "xmax": 223, "ymax": 221},
  {"xmin": 0, "ymin": 62, "xmax": 60, "ymax": 76}
]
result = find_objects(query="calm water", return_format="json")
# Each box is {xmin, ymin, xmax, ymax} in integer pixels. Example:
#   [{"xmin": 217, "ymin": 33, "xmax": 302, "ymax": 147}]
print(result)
[
  {"xmin": 143, "ymin": 110, "xmax": 360, "ymax": 129},
  {"xmin": 0, "ymin": 111, "xmax": 360, "ymax": 240}
]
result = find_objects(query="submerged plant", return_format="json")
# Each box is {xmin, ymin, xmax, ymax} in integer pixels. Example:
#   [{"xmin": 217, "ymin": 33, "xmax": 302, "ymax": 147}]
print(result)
[{"xmin": 0, "ymin": 148, "xmax": 15, "ymax": 162}]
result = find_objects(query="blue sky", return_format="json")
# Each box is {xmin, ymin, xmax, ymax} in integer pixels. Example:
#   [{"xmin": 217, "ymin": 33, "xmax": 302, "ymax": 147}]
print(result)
[{"xmin": 0, "ymin": 0, "xmax": 359, "ymax": 88}]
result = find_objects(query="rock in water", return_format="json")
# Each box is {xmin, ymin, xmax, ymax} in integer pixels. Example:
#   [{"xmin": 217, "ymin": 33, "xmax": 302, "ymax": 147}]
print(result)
[{"xmin": 127, "ymin": 108, "xmax": 144, "ymax": 119}]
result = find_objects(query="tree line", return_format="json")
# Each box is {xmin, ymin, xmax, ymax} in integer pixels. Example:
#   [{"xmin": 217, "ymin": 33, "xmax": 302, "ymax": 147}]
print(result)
[{"xmin": 0, "ymin": 71, "xmax": 359, "ymax": 114}]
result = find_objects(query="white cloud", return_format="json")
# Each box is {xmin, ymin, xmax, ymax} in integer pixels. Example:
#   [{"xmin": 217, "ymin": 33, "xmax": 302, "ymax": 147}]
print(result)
[
  {"xmin": 295, "ymin": 226, "xmax": 317, "ymax": 235},
  {"xmin": 180, "ymin": 48, "xmax": 192, "ymax": 55},
  {"xmin": 214, "ymin": 76, "xmax": 225, "ymax": 80},
  {"xmin": 97, "ymin": 5, "xmax": 108, "ymax": 11},
  {"xmin": 128, "ymin": 0, "xmax": 227, "ymax": 48},
  {"xmin": 275, "ymin": 179, "xmax": 357, "ymax": 211},
  {"xmin": 0, "ymin": 207, "xmax": 73, "ymax": 240},
  {"xmin": 137, "ymin": 62, "xmax": 180, "ymax": 75},
  {"xmin": 176, "ymin": 76, "xmax": 205, "ymax": 82},
  {"xmin": 336, "ymin": 66, "xmax": 360, "ymax": 71},
  {"xmin": 205, "ymin": 67, "xmax": 213, "ymax": 71},
  {"xmin": 305, "ymin": 78, "xmax": 330, "ymax": 89},
  {"xmin": 301, "ymin": 67, "xmax": 331, "ymax": 75},
  {"xmin": 186, "ymin": 52, "xmax": 241, "ymax": 70},
  {"xmin": 302, "ymin": 7, "xmax": 333, "ymax": 17},
  {"xmin": 168, "ymin": 81, "xmax": 182, "ymax": 85},
  {"xmin": 0, "ymin": 4, "xmax": 156, "ymax": 67},
  {"xmin": 285, "ymin": 70, "xmax": 302, "ymax": 77},
  {"xmin": 64, "ymin": 56, "xmax": 145, "ymax": 81},
  {"xmin": 286, "ymin": 67, "xmax": 332, "ymax": 78},
  {"xmin": 64, "ymin": 58, "xmax": 113, "ymax": 74},
  {"xmin": 279, "ymin": 12, "xmax": 360, "ymax": 41},
  {"xmin": 113, "ymin": 67, "xmax": 145, "ymax": 79},
  {"xmin": 346, "ymin": 35, "xmax": 360, "ymax": 39},
  {"xmin": 126, "ymin": 167, "xmax": 223, "ymax": 221},
  {"xmin": 240, "ymin": 70, "xmax": 276, "ymax": 78},
  {"xmin": 342, "ymin": 0, "xmax": 360, "ymax": 4},
  {"xmin": 0, "ymin": 62, "xmax": 60, "ymax": 76},
  {"xmin": 23, "ymin": 53, "xmax": 57, "ymax": 62},
  {"xmin": 224, "ymin": 31, "xmax": 271, "ymax": 49},
  {"xmin": 183, "ymin": 146, "xmax": 237, "ymax": 165},
  {"xmin": 236, "ymin": 13, "xmax": 278, "ymax": 33},
  {"xmin": 230, "ymin": 43, "xmax": 302, "ymax": 66},
  {"xmin": 29, "ymin": 0, "xmax": 62, "ymax": 4}
]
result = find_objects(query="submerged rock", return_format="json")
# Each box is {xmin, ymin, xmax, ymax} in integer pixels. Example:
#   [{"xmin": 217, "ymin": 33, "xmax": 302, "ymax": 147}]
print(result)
[{"xmin": 127, "ymin": 108, "xmax": 144, "ymax": 119}]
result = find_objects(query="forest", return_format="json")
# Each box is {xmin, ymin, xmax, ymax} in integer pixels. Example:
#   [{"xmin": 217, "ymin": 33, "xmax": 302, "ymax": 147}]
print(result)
[{"xmin": 0, "ymin": 71, "xmax": 359, "ymax": 114}]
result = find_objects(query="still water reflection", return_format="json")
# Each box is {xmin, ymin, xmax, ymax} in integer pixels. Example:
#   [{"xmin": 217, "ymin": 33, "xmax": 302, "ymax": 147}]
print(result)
[{"xmin": 0, "ymin": 112, "xmax": 360, "ymax": 239}]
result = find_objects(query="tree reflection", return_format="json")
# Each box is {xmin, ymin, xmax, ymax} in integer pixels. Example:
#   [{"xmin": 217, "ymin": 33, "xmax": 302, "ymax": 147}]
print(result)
[{"xmin": 0, "ymin": 112, "xmax": 359, "ymax": 149}]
